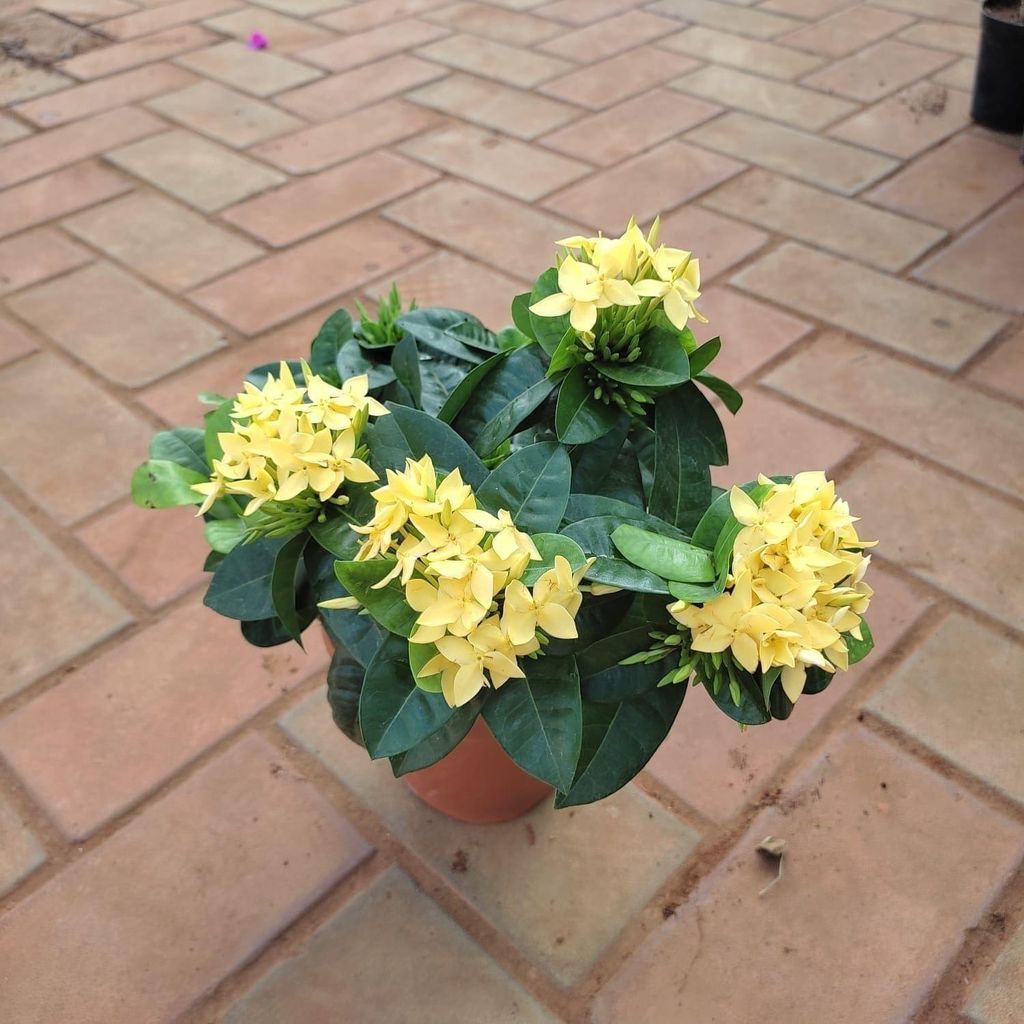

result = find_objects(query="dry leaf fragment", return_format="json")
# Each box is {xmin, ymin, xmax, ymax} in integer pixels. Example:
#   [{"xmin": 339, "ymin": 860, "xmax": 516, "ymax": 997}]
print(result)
[{"xmin": 756, "ymin": 835, "xmax": 787, "ymax": 896}]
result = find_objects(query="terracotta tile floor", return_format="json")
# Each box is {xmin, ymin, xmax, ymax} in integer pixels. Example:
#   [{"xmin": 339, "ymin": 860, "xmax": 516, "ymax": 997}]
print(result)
[{"xmin": 1, "ymin": 1, "xmax": 1022, "ymax": 1020}]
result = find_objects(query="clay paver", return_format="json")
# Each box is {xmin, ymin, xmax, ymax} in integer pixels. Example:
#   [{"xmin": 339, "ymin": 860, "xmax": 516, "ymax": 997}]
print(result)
[{"xmin": 0, "ymin": 5, "xmax": 1020, "ymax": 1023}]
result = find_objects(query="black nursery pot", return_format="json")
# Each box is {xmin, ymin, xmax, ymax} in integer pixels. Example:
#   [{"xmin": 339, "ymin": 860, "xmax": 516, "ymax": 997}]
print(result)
[{"xmin": 972, "ymin": 1, "xmax": 1024, "ymax": 133}]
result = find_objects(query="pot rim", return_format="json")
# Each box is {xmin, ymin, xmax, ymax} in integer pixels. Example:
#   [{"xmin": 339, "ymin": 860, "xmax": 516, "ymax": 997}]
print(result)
[{"xmin": 981, "ymin": 0, "xmax": 1024, "ymax": 24}]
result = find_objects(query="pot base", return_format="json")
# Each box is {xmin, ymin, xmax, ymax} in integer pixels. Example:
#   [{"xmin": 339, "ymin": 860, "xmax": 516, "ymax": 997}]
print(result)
[{"xmin": 403, "ymin": 719, "xmax": 552, "ymax": 823}]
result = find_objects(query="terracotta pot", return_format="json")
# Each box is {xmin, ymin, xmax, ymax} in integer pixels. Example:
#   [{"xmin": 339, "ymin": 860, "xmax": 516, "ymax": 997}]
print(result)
[
  {"xmin": 404, "ymin": 718, "xmax": 552, "ymax": 823},
  {"xmin": 320, "ymin": 625, "xmax": 550, "ymax": 823}
]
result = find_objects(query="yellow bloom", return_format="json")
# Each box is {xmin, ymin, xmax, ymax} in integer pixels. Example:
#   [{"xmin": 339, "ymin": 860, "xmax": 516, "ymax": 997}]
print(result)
[
  {"xmin": 226, "ymin": 466, "xmax": 279, "ymax": 515},
  {"xmin": 419, "ymin": 627, "xmax": 526, "ymax": 707},
  {"xmin": 501, "ymin": 555, "xmax": 585, "ymax": 645},
  {"xmin": 529, "ymin": 254, "xmax": 639, "ymax": 332},
  {"xmin": 192, "ymin": 467, "xmax": 227, "ymax": 516},
  {"xmin": 406, "ymin": 570, "xmax": 495, "ymax": 640},
  {"xmin": 281, "ymin": 427, "xmax": 377, "ymax": 503},
  {"xmin": 634, "ymin": 253, "xmax": 707, "ymax": 331},
  {"xmin": 230, "ymin": 362, "xmax": 305, "ymax": 428}
]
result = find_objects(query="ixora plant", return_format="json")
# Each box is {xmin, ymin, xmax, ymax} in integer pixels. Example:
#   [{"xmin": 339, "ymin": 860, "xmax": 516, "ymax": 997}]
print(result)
[{"xmin": 133, "ymin": 218, "xmax": 877, "ymax": 817}]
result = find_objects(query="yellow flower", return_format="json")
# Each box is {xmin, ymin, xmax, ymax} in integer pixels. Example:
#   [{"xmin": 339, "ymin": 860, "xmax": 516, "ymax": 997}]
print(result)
[
  {"xmin": 461, "ymin": 508, "xmax": 540, "ymax": 563},
  {"xmin": 230, "ymin": 362, "xmax": 305, "ymax": 428},
  {"xmin": 280, "ymin": 427, "xmax": 377, "ymax": 502},
  {"xmin": 634, "ymin": 253, "xmax": 707, "ymax": 331},
  {"xmin": 419, "ymin": 627, "xmax": 526, "ymax": 707},
  {"xmin": 501, "ymin": 555, "xmax": 585, "ymax": 644},
  {"xmin": 192, "ymin": 467, "xmax": 227, "ymax": 516},
  {"xmin": 406, "ymin": 570, "xmax": 495, "ymax": 640},
  {"xmin": 226, "ymin": 466, "xmax": 279, "ymax": 515},
  {"xmin": 529, "ymin": 254, "xmax": 639, "ymax": 332}
]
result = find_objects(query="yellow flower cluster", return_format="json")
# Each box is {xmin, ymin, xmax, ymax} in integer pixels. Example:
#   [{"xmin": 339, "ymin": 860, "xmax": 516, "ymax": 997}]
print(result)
[
  {"xmin": 353, "ymin": 455, "xmax": 588, "ymax": 707},
  {"xmin": 529, "ymin": 217, "xmax": 707, "ymax": 333},
  {"xmin": 670, "ymin": 472, "xmax": 874, "ymax": 703},
  {"xmin": 192, "ymin": 362, "xmax": 386, "ymax": 516}
]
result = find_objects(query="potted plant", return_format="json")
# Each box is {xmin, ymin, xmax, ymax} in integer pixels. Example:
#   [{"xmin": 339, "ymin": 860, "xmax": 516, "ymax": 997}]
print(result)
[
  {"xmin": 133, "ymin": 218, "xmax": 877, "ymax": 823},
  {"xmin": 972, "ymin": 0, "xmax": 1024, "ymax": 133}
]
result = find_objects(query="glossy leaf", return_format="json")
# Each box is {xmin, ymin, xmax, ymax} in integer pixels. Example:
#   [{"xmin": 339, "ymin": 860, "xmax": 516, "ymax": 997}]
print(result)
[
  {"xmin": 310, "ymin": 308, "xmax": 354, "ymax": 384},
  {"xmin": 483, "ymin": 655, "xmax": 582, "ymax": 792},
  {"xmin": 555, "ymin": 685, "xmax": 686, "ymax": 806},
  {"xmin": 562, "ymin": 517, "xmax": 669, "ymax": 594},
  {"xmin": 473, "ymin": 377, "xmax": 556, "ymax": 458},
  {"xmin": 576, "ymin": 594, "xmax": 671, "ymax": 677},
  {"xmin": 564, "ymin": 495, "xmax": 690, "ymax": 542},
  {"xmin": 648, "ymin": 392, "xmax": 714, "ymax": 533},
  {"xmin": 334, "ymin": 559, "xmax": 417, "ymax": 637},
  {"xmin": 697, "ymin": 371, "xmax": 743, "ymax": 414},
  {"xmin": 390, "ymin": 333, "xmax": 422, "ymax": 407},
  {"xmin": 397, "ymin": 307, "xmax": 496, "ymax": 361},
  {"xmin": 476, "ymin": 442, "xmax": 571, "ymax": 534},
  {"xmin": 203, "ymin": 399, "xmax": 234, "ymax": 466},
  {"xmin": 389, "ymin": 697, "xmax": 484, "ymax": 777},
  {"xmin": 528, "ymin": 267, "xmax": 570, "ymax": 355},
  {"xmin": 595, "ymin": 326, "xmax": 690, "ymax": 389},
  {"xmin": 359, "ymin": 635, "xmax": 455, "ymax": 758},
  {"xmin": 204, "ymin": 535, "xmax": 285, "ymax": 621},
  {"xmin": 437, "ymin": 350, "xmax": 507, "ymax": 423},
  {"xmin": 204, "ymin": 519, "xmax": 246, "ymax": 554},
  {"xmin": 326, "ymin": 649, "xmax": 364, "ymax": 745},
  {"xmin": 149, "ymin": 428, "xmax": 207, "ymax": 475},
  {"xmin": 452, "ymin": 345, "xmax": 548, "ymax": 451},
  {"xmin": 368, "ymin": 404, "xmax": 489, "ymax": 487},
  {"xmin": 336, "ymin": 338, "xmax": 397, "ymax": 390},
  {"xmin": 846, "ymin": 620, "xmax": 874, "ymax": 665},
  {"xmin": 667, "ymin": 578, "xmax": 726, "ymax": 603},
  {"xmin": 703, "ymin": 670, "xmax": 771, "ymax": 726},
  {"xmin": 690, "ymin": 476, "xmax": 789, "ymax": 551},
  {"xmin": 582, "ymin": 655, "xmax": 672, "ymax": 703},
  {"xmin": 408, "ymin": 640, "xmax": 443, "ymax": 693},
  {"xmin": 555, "ymin": 365, "xmax": 619, "ymax": 444},
  {"xmin": 546, "ymin": 326, "xmax": 580, "ymax": 377},
  {"xmin": 510, "ymin": 291, "xmax": 534, "ymax": 339},
  {"xmin": 611, "ymin": 523, "xmax": 715, "ymax": 583},
  {"xmin": 569, "ymin": 414, "xmax": 630, "ymax": 494},
  {"xmin": 242, "ymin": 614, "xmax": 314, "ymax": 648},
  {"xmin": 688, "ymin": 337, "xmax": 721, "ymax": 376},
  {"xmin": 308, "ymin": 514, "xmax": 360, "ymax": 560},
  {"xmin": 131, "ymin": 460, "xmax": 205, "ymax": 509},
  {"xmin": 271, "ymin": 532, "xmax": 309, "ymax": 643}
]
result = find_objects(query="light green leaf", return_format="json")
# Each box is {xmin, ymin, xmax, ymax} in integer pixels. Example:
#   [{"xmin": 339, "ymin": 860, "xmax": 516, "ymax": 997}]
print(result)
[
  {"xmin": 131, "ymin": 459, "xmax": 205, "ymax": 509},
  {"xmin": 408, "ymin": 640, "xmax": 443, "ymax": 693},
  {"xmin": 611, "ymin": 523, "xmax": 716, "ymax": 583},
  {"xmin": 520, "ymin": 533, "xmax": 588, "ymax": 587},
  {"xmin": 204, "ymin": 519, "xmax": 246, "ymax": 554},
  {"xmin": 149, "ymin": 428, "xmax": 207, "ymax": 475}
]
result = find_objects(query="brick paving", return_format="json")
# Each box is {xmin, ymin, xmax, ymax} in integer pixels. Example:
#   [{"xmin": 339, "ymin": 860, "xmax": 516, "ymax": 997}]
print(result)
[{"xmin": 0, "ymin": 0, "xmax": 1022, "ymax": 1020}]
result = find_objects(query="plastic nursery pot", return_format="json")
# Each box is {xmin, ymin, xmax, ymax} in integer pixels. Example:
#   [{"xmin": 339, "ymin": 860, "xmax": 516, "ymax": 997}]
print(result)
[
  {"xmin": 403, "ymin": 717, "xmax": 552, "ymax": 824},
  {"xmin": 971, "ymin": 0, "xmax": 1024, "ymax": 133},
  {"xmin": 320, "ymin": 626, "xmax": 550, "ymax": 823}
]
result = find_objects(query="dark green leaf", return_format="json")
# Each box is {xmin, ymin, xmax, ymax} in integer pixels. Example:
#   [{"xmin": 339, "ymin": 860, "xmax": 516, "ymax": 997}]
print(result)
[
  {"xmin": 555, "ymin": 685, "xmax": 686, "ymax": 806},
  {"xmin": 397, "ymin": 307, "xmax": 495, "ymax": 361},
  {"xmin": 595, "ymin": 325, "xmax": 690, "ymax": 389},
  {"xmin": 241, "ymin": 617, "xmax": 303, "ymax": 648},
  {"xmin": 510, "ymin": 292, "xmax": 534, "ymax": 339},
  {"xmin": 308, "ymin": 514, "xmax": 359, "ymax": 560},
  {"xmin": 546, "ymin": 326, "xmax": 580, "ymax": 377},
  {"xmin": 569, "ymin": 413, "xmax": 630, "ymax": 494},
  {"xmin": 688, "ymin": 338, "xmax": 721, "ymax": 377},
  {"xmin": 390, "ymin": 333, "xmax": 422, "ymax": 407},
  {"xmin": 203, "ymin": 399, "xmax": 234, "ymax": 466},
  {"xmin": 334, "ymin": 559, "xmax": 417, "ymax": 637},
  {"xmin": 368, "ymin": 404, "xmax": 489, "ymax": 487},
  {"xmin": 306, "ymin": 541, "xmax": 382, "ymax": 666},
  {"xmin": 520, "ymin": 533, "xmax": 588, "ymax": 587},
  {"xmin": 690, "ymin": 477, "xmax": 789, "ymax": 551},
  {"xmin": 476, "ymin": 442, "xmax": 571, "ymax": 534},
  {"xmin": 555, "ymin": 365, "xmax": 619, "ymax": 444},
  {"xmin": 473, "ymin": 378, "xmax": 556, "ymax": 457},
  {"xmin": 359, "ymin": 635, "xmax": 454, "ymax": 758},
  {"xmin": 703, "ymin": 669, "xmax": 771, "ymax": 726},
  {"xmin": 611, "ymin": 523, "xmax": 715, "ymax": 583},
  {"xmin": 576, "ymin": 594, "xmax": 671, "ymax": 677},
  {"xmin": 389, "ymin": 697, "xmax": 484, "ymax": 776},
  {"xmin": 337, "ymin": 338, "xmax": 397, "ymax": 389},
  {"xmin": 648, "ymin": 391, "xmax": 716, "ymax": 533},
  {"xmin": 149, "ymin": 428, "xmax": 207, "ymax": 475},
  {"xmin": 437, "ymin": 350, "xmax": 508, "ymax": 423},
  {"xmin": 326, "ymin": 649, "xmax": 365, "ymax": 745},
  {"xmin": 408, "ymin": 640, "xmax": 443, "ymax": 693},
  {"xmin": 562, "ymin": 517, "xmax": 668, "ymax": 594},
  {"xmin": 582, "ymin": 655, "xmax": 673, "ymax": 703},
  {"xmin": 452, "ymin": 345, "xmax": 548, "ymax": 451},
  {"xmin": 564, "ymin": 495, "xmax": 691, "ymax": 541},
  {"xmin": 528, "ymin": 267, "xmax": 569, "ymax": 355},
  {"xmin": 846, "ymin": 620, "xmax": 874, "ymax": 665},
  {"xmin": 310, "ymin": 308, "xmax": 354, "ymax": 385},
  {"xmin": 271, "ymin": 532, "xmax": 309, "ymax": 643},
  {"xmin": 483, "ymin": 655, "xmax": 582, "ymax": 791},
  {"xmin": 205, "ymin": 535, "xmax": 285, "ymax": 620},
  {"xmin": 131, "ymin": 460, "xmax": 205, "ymax": 509},
  {"xmin": 697, "ymin": 371, "xmax": 743, "ymax": 414}
]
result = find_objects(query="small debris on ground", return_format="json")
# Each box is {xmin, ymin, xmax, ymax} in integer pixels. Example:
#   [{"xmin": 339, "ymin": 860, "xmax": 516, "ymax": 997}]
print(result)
[
  {"xmin": 662, "ymin": 902, "xmax": 679, "ymax": 919},
  {"xmin": 901, "ymin": 83, "xmax": 948, "ymax": 120},
  {"xmin": 451, "ymin": 849, "xmax": 468, "ymax": 873},
  {"xmin": 524, "ymin": 823, "xmax": 536, "ymax": 846},
  {"xmin": 248, "ymin": 31, "xmax": 269, "ymax": 50},
  {"xmin": 756, "ymin": 835, "xmax": 787, "ymax": 897}
]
